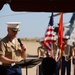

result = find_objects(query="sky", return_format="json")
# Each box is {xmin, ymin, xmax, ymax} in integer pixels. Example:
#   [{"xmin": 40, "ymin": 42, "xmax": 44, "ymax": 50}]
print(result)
[{"xmin": 0, "ymin": 4, "xmax": 73, "ymax": 38}]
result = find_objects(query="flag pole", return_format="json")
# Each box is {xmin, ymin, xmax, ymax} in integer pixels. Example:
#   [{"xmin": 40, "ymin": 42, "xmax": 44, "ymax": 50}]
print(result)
[{"xmin": 58, "ymin": 13, "xmax": 64, "ymax": 75}]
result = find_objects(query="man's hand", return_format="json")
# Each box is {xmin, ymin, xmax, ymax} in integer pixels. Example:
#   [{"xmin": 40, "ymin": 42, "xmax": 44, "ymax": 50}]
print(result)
[{"xmin": 21, "ymin": 44, "xmax": 26, "ymax": 52}]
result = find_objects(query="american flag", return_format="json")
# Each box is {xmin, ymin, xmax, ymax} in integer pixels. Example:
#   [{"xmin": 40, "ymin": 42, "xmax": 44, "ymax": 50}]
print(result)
[{"xmin": 44, "ymin": 13, "xmax": 54, "ymax": 51}]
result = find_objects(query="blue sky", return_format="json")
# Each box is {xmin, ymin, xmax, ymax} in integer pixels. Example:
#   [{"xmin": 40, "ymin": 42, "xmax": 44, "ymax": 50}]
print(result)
[{"xmin": 0, "ymin": 4, "xmax": 73, "ymax": 38}]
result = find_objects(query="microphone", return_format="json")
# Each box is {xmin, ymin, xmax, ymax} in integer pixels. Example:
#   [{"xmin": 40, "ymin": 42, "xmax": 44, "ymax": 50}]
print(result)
[
  {"xmin": 18, "ymin": 38, "xmax": 23, "ymax": 46},
  {"xmin": 18, "ymin": 38, "xmax": 26, "ymax": 51}
]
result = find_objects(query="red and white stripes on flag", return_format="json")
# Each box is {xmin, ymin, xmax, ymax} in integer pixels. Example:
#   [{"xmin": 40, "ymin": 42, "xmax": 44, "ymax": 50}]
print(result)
[{"xmin": 44, "ymin": 13, "xmax": 54, "ymax": 51}]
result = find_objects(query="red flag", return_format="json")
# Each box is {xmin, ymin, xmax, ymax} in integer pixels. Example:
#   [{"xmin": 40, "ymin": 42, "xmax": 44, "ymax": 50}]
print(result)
[
  {"xmin": 58, "ymin": 13, "xmax": 64, "ymax": 50},
  {"xmin": 44, "ymin": 13, "xmax": 54, "ymax": 51}
]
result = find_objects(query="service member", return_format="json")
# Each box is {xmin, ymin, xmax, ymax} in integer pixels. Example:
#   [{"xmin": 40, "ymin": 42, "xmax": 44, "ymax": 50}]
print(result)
[
  {"xmin": 52, "ymin": 38, "xmax": 61, "ymax": 75},
  {"xmin": 37, "ymin": 40, "xmax": 48, "ymax": 58},
  {"xmin": 36, "ymin": 39, "xmax": 48, "ymax": 75},
  {"xmin": 62, "ymin": 36, "xmax": 72, "ymax": 75},
  {"xmin": 0, "ymin": 22, "xmax": 27, "ymax": 75},
  {"xmin": 71, "ymin": 42, "xmax": 75, "ymax": 75}
]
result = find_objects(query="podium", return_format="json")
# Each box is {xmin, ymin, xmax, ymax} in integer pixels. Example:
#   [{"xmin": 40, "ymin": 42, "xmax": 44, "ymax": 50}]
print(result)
[{"xmin": 12, "ymin": 58, "xmax": 42, "ymax": 75}]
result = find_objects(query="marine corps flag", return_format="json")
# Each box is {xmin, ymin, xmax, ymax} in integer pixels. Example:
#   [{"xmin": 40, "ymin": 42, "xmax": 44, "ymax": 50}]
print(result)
[
  {"xmin": 58, "ymin": 13, "xmax": 64, "ymax": 50},
  {"xmin": 44, "ymin": 12, "xmax": 54, "ymax": 51}
]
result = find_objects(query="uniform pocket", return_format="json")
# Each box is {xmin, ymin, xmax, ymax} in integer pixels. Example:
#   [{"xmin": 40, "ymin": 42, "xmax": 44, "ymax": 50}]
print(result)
[{"xmin": 5, "ymin": 44, "xmax": 12, "ymax": 59}]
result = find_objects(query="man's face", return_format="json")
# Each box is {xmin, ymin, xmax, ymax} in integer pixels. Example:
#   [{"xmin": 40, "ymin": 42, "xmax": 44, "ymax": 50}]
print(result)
[{"xmin": 8, "ymin": 28, "xmax": 19, "ymax": 39}]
